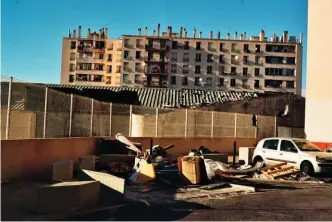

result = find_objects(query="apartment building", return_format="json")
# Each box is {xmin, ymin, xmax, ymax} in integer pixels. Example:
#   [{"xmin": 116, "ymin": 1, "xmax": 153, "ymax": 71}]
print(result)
[{"xmin": 61, "ymin": 25, "xmax": 303, "ymax": 95}]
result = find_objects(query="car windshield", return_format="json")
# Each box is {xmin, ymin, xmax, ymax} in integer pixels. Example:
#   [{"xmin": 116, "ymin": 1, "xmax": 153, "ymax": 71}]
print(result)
[{"xmin": 293, "ymin": 140, "xmax": 321, "ymax": 152}]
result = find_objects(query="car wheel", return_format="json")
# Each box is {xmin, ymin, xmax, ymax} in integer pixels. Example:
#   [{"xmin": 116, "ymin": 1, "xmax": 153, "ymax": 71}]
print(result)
[
  {"xmin": 300, "ymin": 161, "xmax": 314, "ymax": 176},
  {"xmin": 253, "ymin": 156, "xmax": 265, "ymax": 166}
]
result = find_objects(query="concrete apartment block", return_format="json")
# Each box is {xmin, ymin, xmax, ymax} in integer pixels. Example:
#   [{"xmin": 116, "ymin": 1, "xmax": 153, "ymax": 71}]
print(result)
[
  {"xmin": 238, "ymin": 147, "xmax": 256, "ymax": 165},
  {"xmin": 36, "ymin": 181, "xmax": 100, "ymax": 214},
  {"xmin": 52, "ymin": 160, "xmax": 73, "ymax": 181},
  {"xmin": 61, "ymin": 25, "xmax": 303, "ymax": 95},
  {"xmin": 78, "ymin": 169, "xmax": 126, "ymax": 205},
  {"xmin": 78, "ymin": 155, "xmax": 95, "ymax": 171}
]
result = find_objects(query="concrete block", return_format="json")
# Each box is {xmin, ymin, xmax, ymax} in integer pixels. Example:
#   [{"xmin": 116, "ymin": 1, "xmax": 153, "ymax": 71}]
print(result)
[
  {"xmin": 78, "ymin": 170, "xmax": 126, "ymax": 205},
  {"xmin": 239, "ymin": 147, "xmax": 256, "ymax": 165},
  {"xmin": 202, "ymin": 154, "xmax": 228, "ymax": 163},
  {"xmin": 78, "ymin": 155, "xmax": 95, "ymax": 171},
  {"xmin": 52, "ymin": 160, "xmax": 73, "ymax": 181},
  {"xmin": 36, "ymin": 181, "xmax": 100, "ymax": 214}
]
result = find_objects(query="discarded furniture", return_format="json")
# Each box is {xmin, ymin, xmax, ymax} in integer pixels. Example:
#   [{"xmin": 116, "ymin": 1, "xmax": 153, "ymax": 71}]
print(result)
[
  {"xmin": 261, "ymin": 162, "xmax": 300, "ymax": 180},
  {"xmin": 180, "ymin": 156, "xmax": 206, "ymax": 184}
]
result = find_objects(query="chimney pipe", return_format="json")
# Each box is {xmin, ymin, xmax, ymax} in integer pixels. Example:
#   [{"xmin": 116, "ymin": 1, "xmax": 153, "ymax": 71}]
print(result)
[
  {"xmin": 240, "ymin": 34, "xmax": 243, "ymax": 40},
  {"xmin": 99, "ymin": 29, "xmax": 102, "ymax": 39},
  {"xmin": 169, "ymin": 26, "xmax": 172, "ymax": 37},
  {"xmin": 73, "ymin": 30, "xmax": 76, "ymax": 38},
  {"xmin": 300, "ymin": 32, "xmax": 303, "ymax": 44},
  {"xmin": 180, "ymin": 27, "xmax": 183, "ymax": 38},
  {"xmin": 234, "ymin": 31, "xmax": 238, "ymax": 40},
  {"xmin": 68, "ymin": 29, "xmax": 71, "ymax": 38},
  {"xmin": 78, "ymin": 26, "xmax": 81, "ymax": 38},
  {"xmin": 209, "ymin": 31, "xmax": 213, "ymax": 39},
  {"xmin": 138, "ymin": 28, "xmax": 141, "ymax": 36},
  {"xmin": 144, "ymin": 27, "xmax": 148, "ymax": 36},
  {"xmin": 157, "ymin": 23, "xmax": 160, "ymax": 37},
  {"xmin": 260, "ymin": 30, "xmax": 265, "ymax": 41},
  {"xmin": 226, "ymin": 33, "xmax": 230, "ymax": 40},
  {"xmin": 153, "ymin": 30, "xmax": 156, "ymax": 36},
  {"xmin": 105, "ymin": 28, "xmax": 108, "ymax": 38},
  {"xmin": 243, "ymin": 32, "xmax": 247, "ymax": 40},
  {"xmin": 199, "ymin": 31, "xmax": 202, "ymax": 38},
  {"xmin": 87, "ymin": 28, "xmax": 91, "ymax": 39},
  {"xmin": 217, "ymin": 31, "xmax": 220, "ymax": 39},
  {"xmin": 193, "ymin": 27, "xmax": 196, "ymax": 38},
  {"xmin": 93, "ymin": 32, "xmax": 97, "ymax": 41},
  {"xmin": 185, "ymin": 30, "xmax": 187, "ymax": 38},
  {"xmin": 283, "ymin": 31, "xmax": 288, "ymax": 43}
]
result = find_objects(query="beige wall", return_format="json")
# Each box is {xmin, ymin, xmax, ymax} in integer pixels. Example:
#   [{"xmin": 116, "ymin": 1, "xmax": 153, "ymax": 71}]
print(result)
[
  {"xmin": 306, "ymin": 0, "xmax": 332, "ymax": 142},
  {"xmin": 1, "ymin": 110, "xmax": 36, "ymax": 139}
]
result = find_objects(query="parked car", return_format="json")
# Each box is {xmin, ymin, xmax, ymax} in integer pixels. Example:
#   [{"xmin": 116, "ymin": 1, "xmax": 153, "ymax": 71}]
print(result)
[{"xmin": 252, "ymin": 137, "xmax": 332, "ymax": 175}]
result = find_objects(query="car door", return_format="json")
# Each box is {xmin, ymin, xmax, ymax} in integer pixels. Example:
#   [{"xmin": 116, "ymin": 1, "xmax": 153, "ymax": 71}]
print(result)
[
  {"xmin": 262, "ymin": 139, "xmax": 280, "ymax": 166},
  {"xmin": 278, "ymin": 140, "xmax": 299, "ymax": 167}
]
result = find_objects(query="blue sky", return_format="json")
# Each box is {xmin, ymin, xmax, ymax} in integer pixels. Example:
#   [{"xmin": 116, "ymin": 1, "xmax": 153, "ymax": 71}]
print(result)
[{"xmin": 1, "ymin": 0, "xmax": 308, "ymax": 88}]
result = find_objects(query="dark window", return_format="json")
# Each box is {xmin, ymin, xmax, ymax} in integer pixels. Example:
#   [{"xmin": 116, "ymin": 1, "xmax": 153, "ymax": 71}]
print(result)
[
  {"xmin": 108, "ymin": 54, "xmax": 113, "ymax": 61},
  {"xmin": 170, "ymin": 76, "xmax": 176, "ymax": 85},
  {"xmin": 286, "ymin": 69, "xmax": 295, "ymax": 76},
  {"xmin": 231, "ymin": 67, "xmax": 236, "ymax": 74},
  {"xmin": 286, "ymin": 57, "xmax": 296, "ymax": 64},
  {"xmin": 280, "ymin": 140, "xmax": 297, "ymax": 153},
  {"xmin": 71, "ymin": 41, "xmax": 76, "ymax": 49},
  {"xmin": 243, "ymin": 56, "xmax": 248, "ymax": 64},
  {"xmin": 244, "ymin": 44, "xmax": 249, "ymax": 53},
  {"xmin": 182, "ymin": 77, "xmax": 188, "ymax": 85},
  {"xmin": 95, "ymin": 41, "xmax": 105, "ymax": 49},
  {"xmin": 219, "ymin": 55, "xmax": 224, "ymax": 63},
  {"xmin": 207, "ymin": 66, "xmax": 212, "ymax": 74},
  {"xmin": 69, "ymin": 75, "xmax": 74, "ymax": 82},
  {"xmin": 255, "ymin": 45, "xmax": 261, "ymax": 52},
  {"xmin": 136, "ymin": 51, "xmax": 141, "ymax": 59},
  {"xmin": 172, "ymin": 41, "xmax": 178, "ymax": 49},
  {"xmin": 184, "ymin": 41, "xmax": 189, "ymax": 49},
  {"xmin": 286, "ymin": 81, "xmax": 295, "ymax": 88},
  {"xmin": 255, "ymin": 56, "xmax": 260, "ymax": 64},
  {"xmin": 99, "ymin": 54, "xmax": 104, "ymax": 59},
  {"xmin": 195, "ymin": 53, "xmax": 201, "ymax": 62},
  {"xmin": 124, "ymin": 51, "xmax": 129, "ymax": 59},
  {"xmin": 255, "ymin": 68, "xmax": 260, "ymax": 76},
  {"xmin": 108, "ymin": 65, "xmax": 112, "ymax": 73},
  {"xmin": 243, "ymin": 67, "xmax": 248, "ymax": 75},
  {"xmin": 207, "ymin": 54, "xmax": 213, "ymax": 62},
  {"xmin": 195, "ymin": 77, "xmax": 200, "ymax": 85},
  {"xmin": 230, "ymin": 79, "xmax": 236, "ymax": 87},
  {"xmin": 195, "ymin": 65, "xmax": 201, "ymax": 74},
  {"xmin": 196, "ymin": 42, "xmax": 201, "ymax": 50},
  {"xmin": 219, "ymin": 78, "xmax": 224, "ymax": 86},
  {"xmin": 254, "ymin": 80, "xmax": 260, "ymax": 88},
  {"xmin": 219, "ymin": 43, "xmax": 224, "ymax": 51},
  {"xmin": 263, "ymin": 139, "xmax": 279, "ymax": 150}
]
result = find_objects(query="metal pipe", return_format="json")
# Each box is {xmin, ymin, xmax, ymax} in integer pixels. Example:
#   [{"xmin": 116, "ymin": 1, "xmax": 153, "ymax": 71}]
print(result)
[
  {"xmin": 5, "ymin": 77, "xmax": 13, "ymax": 139},
  {"xmin": 43, "ymin": 87, "xmax": 48, "ymax": 138}
]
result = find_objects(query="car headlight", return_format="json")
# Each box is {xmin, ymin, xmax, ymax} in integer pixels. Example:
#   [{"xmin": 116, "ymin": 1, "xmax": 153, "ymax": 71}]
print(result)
[{"xmin": 316, "ymin": 157, "xmax": 326, "ymax": 163}]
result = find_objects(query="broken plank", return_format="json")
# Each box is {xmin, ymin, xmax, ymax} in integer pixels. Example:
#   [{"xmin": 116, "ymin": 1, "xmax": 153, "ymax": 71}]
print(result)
[
  {"xmin": 261, "ymin": 162, "xmax": 287, "ymax": 171},
  {"xmin": 273, "ymin": 169, "xmax": 300, "ymax": 179},
  {"xmin": 266, "ymin": 166, "xmax": 294, "ymax": 175}
]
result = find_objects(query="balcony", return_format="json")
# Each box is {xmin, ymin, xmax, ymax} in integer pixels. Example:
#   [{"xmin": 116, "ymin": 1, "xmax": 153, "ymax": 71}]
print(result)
[
  {"xmin": 136, "ymin": 44, "xmax": 145, "ymax": 49},
  {"xmin": 136, "ymin": 56, "xmax": 145, "ymax": 61},
  {"xmin": 231, "ymin": 60, "xmax": 240, "ymax": 65},
  {"xmin": 242, "ymin": 84, "xmax": 251, "ymax": 89},
  {"xmin": 124, "ymin": 56, "xmax": 134, "ymax": 61},
  {"xmin": 76, "ymin": 56, "xmax": 94, "ymax": 63},
  {"xmin": 207, "ymin": 59, "xmax": 213, "ymax": 63},
  {"xmin": 94, "ymin": 48, "xmax": 105, "ymax": 53},
  {"xmin": 219, "ymin": 59, "xmax": 225, "ymax": 64},
  {"xmin": 77, "ymin": 46, "xmax": 93, "ymax": 52},
  {"xmin": 143, "ymin": 80, "xmax": 167, "ymax": 88},
  {"xmin": 146, "ymin": 66, "xmax": 168, "ymax": 75},
  {"xmin": 231, "ymin": 49, "xmax": 241, "ymax": 53},
  {"xmin": 145, "ymin": 44, "xmax": 170, "ymax": 51},
  {"xmin": 144, "ymin": 57, "xmax": 169, "ymax": 63},
  {"xmin": 123, "ymin": 80, "xmax": 133, "ymax": 84},
  {"xmin": 124, "ymin": 44, "xmax": 133, "ymax": 49},
  {"xmin": 115, "ymin": 58, "xmax": 122, "ymax": 62},
  {"xmin": 243, "ymin": 49, "xmax": 251, "ymax": 53},
  {"xmin": 123, "ymin": 67, "xmax": 133, "ymax": 72},
  {"xmin": 116, "ymin": 47, "xmax": 122, "ymax": 51},
  {"xmin": 220, "ymin": 48, "xmax": 229, "ymax": 53},
  {"xmin": 171, "ymin": 58, "xmax": 177, "ymax": 62},
  {"xmin": 135, "ymin": 67, "xmax": 143, "ymax": 72}
]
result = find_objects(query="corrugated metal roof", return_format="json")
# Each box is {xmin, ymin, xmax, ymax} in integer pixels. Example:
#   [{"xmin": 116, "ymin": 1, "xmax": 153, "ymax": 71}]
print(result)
[{"xmin": 41, "ymin": 84, "xmax": 258, "ymax": 108}]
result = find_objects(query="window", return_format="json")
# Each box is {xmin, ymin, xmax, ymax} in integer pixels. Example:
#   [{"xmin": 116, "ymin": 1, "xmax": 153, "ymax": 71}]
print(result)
[
  {"xmin": 135, "ymin": 63, "xmax": 142, "ymax": 72},
  {"xmin": 286, "ymin": 57, "xmax": 296, "ymax": 65},
  {"xmin": 219, "ymin": 43, "xmax": 224, "ymax": 51},
  {"xmin": 69, "ymin": 75, "xmax": 74, "ymax": 82},
  {"xmin": 262, "ymin": 139, "xmax": 279, "ymax": 150},
  {"xmin": 171, "ymin": 64, "xmax": 177, "ymax": 73},
  {"xmin": 207, "ymin": 54, "xmax": 213, "ymax": 62},
  {"xmin": 196, "ymin": 42, "xmax": 201, "ymax": 50},
  {"xmin": 231, "ymin": 43, "xmax": 237, "ymax": 50},
  {"xmin": 182, "ymin": 77, "xmax": 188, "ymax": 85},
  {"xmin": 207, "ymin": 66, "xmax": 213, "ymax": 74},
  {"xmin": 183, "ymin": 65, "xmax": 189, "ymax": 74},
  {"xmin": 172, "ymin": 41, "xmax": 178, "ymax": 49},
  {"xmin": 99, "ymin": 54, "xmax": 104, "ymax": 60},
  {"xmin": 219, "ymin": 78, "xmax": 224, "ymax": 86},
  {"xmin": 124, "ymin": 39, "xmax": 130, "ymax": 47},
  {"xmin": 172, "ymin": 52, "xmax": 177, "ymax": 61},
  {"xmin": 170, "ymin": 76, "xmax": 176, "ymax": 85},
  {"xmin": 243, "ymin": 67, "xmax": 248, "ymax": 75},
  {"xmin": 280, "ymin": 140, "xmax": 297, "ymax": 153},
  {"xmin": 183, "ymin": 53, "xmax": 189, "ymax": 62},
  {"xmin": 69, "ymin": 64, "xmax": 75, "ymax": 72},
  {"xmin": 108, "ymin": 54, "xmax": 113, "ymax": 61},
  {"xmin": 255, "ymin": 68, "xmax": 260, "ymax": 76},
  {"xmin": 286, "ymin": 81, "xmax": 295, "ymax": 88},
  {"xmin": 116, "ymin": 65, "xmax": 121, "ymax": 73},
  {"xmin": 184, "ymin": 41, "xmax": 189, "ymax": 49},
  {"xmin": 231, "ymin": 67, "xmax": 237, "ymax": 74},
  {"xmin": 70, "ymin": 41, "xmax": 76, "ymax": 49},
  {"xmin": 108, "ymin": 65, "xmax": 112, "ymax": 73},
  {"xmin": 243, "ymin": 56, "xmax": 248, "ymax": 64},
  {"xmin": 70, "ymin": 52, "xmax": 76, "ymax": 61},
  {"xmin": 106, "ymin": 76, "xmax": 111, "ymax": 84},
  {"xmin": 195, "ymin": 77, "xmax": 200, "ymax": 85},
  {"xmin": 243, "ymin": 44, "xmax": 249, "ymax": 52},
  {"xmin": 122, "ymin": 74, "xmax": 129, "ymax": 82},
  {"xmin": 254, "ymin": 80, "xmax": 260, "ymax": 88},
  {"xmin": 95, "ymin": 41, "xmax": 105, "ymax": 49},
  {"xmin": 136, "ymin": 39, "xmax": 142, "ymax": 48},
  {"xmin": 242, "ymin": 79, "xmax": 248, "ymax": 87},
  {"xmin": 208, "ymin": 42, "xmax": 213, "ymax": 50},
  {"xmin": 136, "ymin": 51, "xmax": 141, "ymax": 59},
  {"xmin": 124, "ymin": 51, "xmax": 129, "ymax": 59},
  {"xmin": 230, "ymin": 79, "xmax": 236, "ymax": 87},
  {"xmin": 255, "ymin": 45, "xmax": 261, "ymax": 52},
  {"xmin": 293, "ymin": 140, "xmax": 321, "ymax": 152},
  {"xmin": 195, "ymin": 53, "xmax": 201, "ymax": 62},
  {"xmin": 206, "ymin": 77, "xmax": 212, "ymax": 86},
  {"xmin": 255, "ymin": 56, "xmax": 260, "ymax": 64},
  {"xmin": 95, "ymin": 64, "xmax": 104, "ymax": 71},
  {"xmin": 219, "ymin": 55, "xmax": 224, "ymax": 63},
  {"xmin": 195, "ymin": 65, "xmax": 201, "ymax": 74},
  {"xmin": 135, "ymin": 74, "xmax": 141, "ymax": 84},
  {"xmin": 286, "ymin": 69, "xmax": 295, "ymax": 76},
  {"xmin": 219, "ymin": 66, "xmax": 224, "ymax": 74}
]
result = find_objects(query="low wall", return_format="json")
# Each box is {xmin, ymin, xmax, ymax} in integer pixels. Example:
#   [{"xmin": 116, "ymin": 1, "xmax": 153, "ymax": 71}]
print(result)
[{"xmin": 1, "ymin": 137, "xmax": 99, "ymax": 181}]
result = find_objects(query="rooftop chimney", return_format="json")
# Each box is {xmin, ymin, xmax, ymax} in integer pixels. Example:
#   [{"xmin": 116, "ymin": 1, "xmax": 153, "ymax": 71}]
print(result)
[
  {"xmin": 209, "ymin": 31, "xmax": 213, "ymax": 39},
  {"xmin": 199, "ymin": 31, "xmax": 202, "ymax": 38},
  {"xmin": 99, "ymin": 29, "xmax": 102, "ymax": 39},
  {"xmin": 87, "ymin": 28, "xmax": 91, "ymax": 39},
  {"xmin": 138, "ymin": 28, "xmax": 141, "ymax": 36},
  {"xmin": 68, "ymin": 29, "xmax": 71, "ymax": 38},
  {"xmin": 185, "ymin": 30, "xmax": 187, "ymax": 38},
  {"xmin": 283, "ymin": 31, "xmax": 288, "ymax": 43},
  {"xmin": 180, "ymin": 27, "xmax": 183, "ymax": 38},
  {"xmin": 144, "ymin": 27, "xmax": 148, "ymax": 36},
  {"xmin": 300, "ymin": 32, "xmax": 303, "ymax": 44},
  {"xmin": 78, "ymin": 26, "xmax": 81, "ymax": 38},
  {"xmin": 169, "ymin": 26, "xmax": 172, "ymax": 37},
  {"xmin": 193, "ymin": 27, "xmax": 196, "ymax": 38},
  {"xmin": 259, "ymin": 30, "xmax": 265, "ymax": 41},
  {"xmin": 243, "ymin": 32, "xmax": 247, "ymax": 40},
  {"xmin": 240, "ymin": 34, "xmax": 243, "ymax": 40},
  {"xmin": 226, "ymin": 32, "xmax": 230, "ymax": 40},
  {"xmin": 157, "ymin": 23, "xmax": 160, "ymax": 37},
  {"xmin": 105, "ymin": 28, "xmax": 108, "ymax": 38},
  {"xmin": 217, "ymin": 31, "xmax": 220, "ymax": 39},
  {"xmin": 234, "ymin": 31, "xmax": 238, "ymax": 40},
  {"xmin": 73, "ymin": 30, "xmax": 76, "ymax": 38},
  {"xmin": 153, "ymin": 30, "xmax": 156, "ymax": 36}
]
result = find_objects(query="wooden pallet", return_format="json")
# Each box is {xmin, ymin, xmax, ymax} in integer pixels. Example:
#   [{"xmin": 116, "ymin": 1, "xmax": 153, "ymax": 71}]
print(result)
[{"xmin": 261, "ymin": 162, "xmax": 300, "ymax": 180}]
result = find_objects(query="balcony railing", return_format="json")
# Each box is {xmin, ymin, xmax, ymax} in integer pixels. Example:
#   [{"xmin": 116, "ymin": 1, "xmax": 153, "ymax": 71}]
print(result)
[
  {"xmin": 242, "ymin": 84, "xmax": 251, "ymax": 89},
  {"xmin": 183, "ymin": 70, "xmax": 189, "ymax": 74},
  {"xmin": 123, "ymin": 67, "xmax": 133, "ymax": 72},
  {"xmin": 231, "ymin": 60, "xmax": 240, "ymax": 65},
  {"xmin": 124, "ymin": 44, "xmax": 133, "ymax": 49},
  {"xmin": 231, "ymin": 49, "xmax": 241, "ymax": 53},
  {"xmin": 135, "ymin": 68, "xmax": 143, "ymax": 72},
  {"xmin": 124, "ymin": 56, "xmax": 133, "ymax": 61},
  {"xmin": 145, "ymin": 44, "xmax": 170, "ymax": 51},
  {"xmin": 136, "ymin": 44, "xmax": 145, "ymax": 49},
  {"xmin": 219, "ymin": 59, "xmax": 225, "ymax": 64},
  {"xmin": 171, "ymin": 58, "xmax": 177, "ymax": 62},
  {"xmin": 123, "ymin": 80, "xmax": 133, "ymax": 84},
  {"xmin": 243, "ymin": 49, "xmax": 251, "ymax": 53}
]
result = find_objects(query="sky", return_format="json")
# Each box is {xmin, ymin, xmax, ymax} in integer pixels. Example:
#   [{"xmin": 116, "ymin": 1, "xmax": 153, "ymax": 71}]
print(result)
[{"xmin": 1, "ymin": 0, "xmax": 308, "ymax": 88}]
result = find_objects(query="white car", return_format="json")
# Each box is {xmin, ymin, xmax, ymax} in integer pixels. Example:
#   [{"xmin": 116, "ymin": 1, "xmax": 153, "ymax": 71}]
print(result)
[{"xmin": 252, "ymin": 137, "xmax": 332, "ymax": 175}]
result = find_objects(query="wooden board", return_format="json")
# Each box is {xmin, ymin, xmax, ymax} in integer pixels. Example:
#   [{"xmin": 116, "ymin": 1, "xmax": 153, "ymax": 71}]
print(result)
[{"xmin": 261, "ymin": 163, "xmax": 299, "ymax": 180}]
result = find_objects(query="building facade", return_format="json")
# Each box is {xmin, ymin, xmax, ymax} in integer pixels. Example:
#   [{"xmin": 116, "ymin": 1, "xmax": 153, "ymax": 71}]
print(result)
[
  {"xmin": 61, "ymin": 25, "xmax": 303, "ymax": 95},
  {"xmin": 305, "ymin": 0, "xmax": 332, "ymax": 142}
]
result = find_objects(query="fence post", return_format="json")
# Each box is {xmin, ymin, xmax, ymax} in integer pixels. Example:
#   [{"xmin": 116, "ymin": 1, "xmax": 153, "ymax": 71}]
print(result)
[
  {"xmin": 274, "ymin": 116, "xmax": 277, "ymax": 137},
  {"xmin": 234, "ymin": 113, "xmax": 237, "ymax": 138},
  {"xmin": 90, "ymin": 98, "xmax": 94, "ymax": 137},
  {"xmin": 5, "ymin": 77, "xmax": 13, "ymax": 139},
  {"xmin": 155, "ymin": 107, "xmax": 158, "ymax": 137},
  {"xmin": 184, "ymin": 109, "xmax": 188, "ymax": 138},
  {"xmin": 43, "ymin": 87, "xmax": 48, "ymax": 138},
  {"xmin": 69, "ymin": 94, "xmax": 73, "ymax": 137},
  {"xmin": 129, "ymin": 105, "xmax": 132, "ymax": 137},
  {"xmin": 211, "ymin": 111, "xmax": 214, "ymax": 138},
  {"xmin": 109, "ymin": 103, "xmax": 112, "ymax": 136}
]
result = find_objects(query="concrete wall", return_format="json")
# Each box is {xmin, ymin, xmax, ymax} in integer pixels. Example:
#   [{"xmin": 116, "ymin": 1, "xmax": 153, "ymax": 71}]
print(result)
[
  {"xmin": 1, "ymin": 137, "xmax": 99, "ymax": 181},
  {"xmin": 278, "ymin": 126, "xmax": 305, "ymax": 138},
  {"xmin": 306, "ymin": 0, "xmax": 332, "ymax": 143}
]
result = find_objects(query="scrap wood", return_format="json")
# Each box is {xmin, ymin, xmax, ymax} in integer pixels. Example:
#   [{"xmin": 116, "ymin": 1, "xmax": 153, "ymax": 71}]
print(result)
[
  {"xmin": 115, "ymin": 133, "xmax": 141, "ymax": 153},
  {"xmin": 215, "ymin": 161, "xmax": 264, "ymax": 174},
  {"xmin": 261, "ymin": 163, "xmax": 300, "ymax": 180},
  {"xmin": 261, "ymin": 162, "xmax": 287, "ymax": 171}
]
